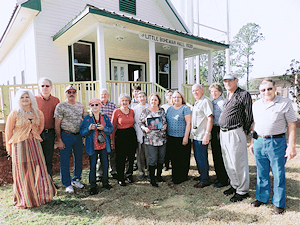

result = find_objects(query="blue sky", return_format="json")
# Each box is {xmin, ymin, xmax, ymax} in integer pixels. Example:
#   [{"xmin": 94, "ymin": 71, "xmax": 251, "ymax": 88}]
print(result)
[{"xmin": 171, "ymin": 0, "xmax": 300, "ymax": 82}]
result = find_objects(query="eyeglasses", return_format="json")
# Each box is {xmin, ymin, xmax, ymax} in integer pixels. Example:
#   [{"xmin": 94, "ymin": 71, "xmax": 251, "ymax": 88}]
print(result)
[
  {"xmin": 260, "ymin": 87, "xmax": 273, "ymax": 92},
  {"xmin": 91, "ymin": 104, "xmax": 99, "ymax": 107},
  {"xmin": 41, "ymin": 85, "xmax": 50, "ymax": 88},
  {"xmin": 67, "ymin": 91, "xmax": 76, "ymax": 94}
]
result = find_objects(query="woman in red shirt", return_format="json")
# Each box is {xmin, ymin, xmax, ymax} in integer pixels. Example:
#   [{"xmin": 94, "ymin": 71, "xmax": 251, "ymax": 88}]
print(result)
[{"xmin": 111, "ymin": 93, "xmax": 137, "ymax": 186}]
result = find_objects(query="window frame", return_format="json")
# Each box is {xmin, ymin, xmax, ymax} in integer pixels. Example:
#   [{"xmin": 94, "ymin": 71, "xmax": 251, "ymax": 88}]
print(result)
[{"xmin": 69, "ymin": 41, "xmax": 96, "ymax": 82}]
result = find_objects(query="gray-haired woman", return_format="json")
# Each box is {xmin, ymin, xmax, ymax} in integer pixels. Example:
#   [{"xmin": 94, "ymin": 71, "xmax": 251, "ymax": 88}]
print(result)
[{"xmin": 111, "ymin": 93, "xmax": 138, "ymax": 186}]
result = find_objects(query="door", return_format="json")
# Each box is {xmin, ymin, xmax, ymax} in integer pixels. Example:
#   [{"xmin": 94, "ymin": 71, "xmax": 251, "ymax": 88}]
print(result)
[{"xmin": 111, "ymin": 62, "xmax": 129, "ymax": 101}]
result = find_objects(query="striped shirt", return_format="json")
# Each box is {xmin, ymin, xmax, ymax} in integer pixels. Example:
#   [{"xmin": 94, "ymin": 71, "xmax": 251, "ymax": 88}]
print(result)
[
  {"xmin": 253, "ymin": 95, "xmax": 297, "ymax": 135},
  {"xmin": 101, "ymin": 100, "xmax": 118, "ymax": 120},
  {"xmin": 219, "ymin": 87, "xmax": 253, "ymax": 132}
]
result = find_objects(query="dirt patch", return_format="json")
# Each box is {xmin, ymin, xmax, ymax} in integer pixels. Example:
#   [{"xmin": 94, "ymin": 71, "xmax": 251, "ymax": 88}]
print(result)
[{"xmin": 0, "ymin": 147, "xmax": 90, "ymax": 186}]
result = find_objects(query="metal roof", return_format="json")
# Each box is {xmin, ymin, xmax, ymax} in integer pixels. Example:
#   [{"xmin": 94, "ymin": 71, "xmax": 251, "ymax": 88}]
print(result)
[{"xmin": 53, "ymin": 4, "xmax": 229, "ymax": 50}]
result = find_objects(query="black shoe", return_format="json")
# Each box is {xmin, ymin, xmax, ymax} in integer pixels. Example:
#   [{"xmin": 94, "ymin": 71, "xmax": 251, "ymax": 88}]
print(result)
[
  {"xmin": 214, "ymin": 182, "xmax": 229, "ymax": 188},
  {"xmin": 250, "ymin": 200, "xmax": 265, "ymax": 207},
  {"xmin": 213, "ymin": 179, "xmax": 219, "ymax": 184},
  {"xmin": 103, "ymin": 184, "xmax": 112, "ymax": 190},
  {"xmin": 193, "ymin": 176, "xmax": 201, "ymax": 181},
  {"xmin": 273, "ymin": 205, "xmax": 285, "ymax": 214},
  {"xmin": 111, "ymin": 174, "xmax": 118, "ymax": 180},
  {"xmin": 90, "ymin": 187, "xmax": 98, "ymax": 195},
  {"xmin": 156, "ymin": 176, "xmax": 165, "ymax": 182},
  {"xmin": 126, "ymin": 176, "xmax": 134, "ymax": 183},
  {"xmin": 151, "ymin": 179, "xmax": 158, "ymax": 187},
  {"xmin": 230, "ymin": 193, "xmax": 249, "ymax": 202},
  {"xmin": 118, "ymin": 180, "xmax": 126, "ymax": 186},
  {"xmin": 224, "ymin": 187, "xmax": 236, "ymax": 196}
]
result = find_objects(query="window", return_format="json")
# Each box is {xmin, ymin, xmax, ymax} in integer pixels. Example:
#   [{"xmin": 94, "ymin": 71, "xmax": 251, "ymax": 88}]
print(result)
[
  {"xmin": 156, "ymin": 54, "xmax": 171, "ymax": 89},
  {"xmin": 119, "ymin": 0, "xmax": 136, "ymax": 15},
  {"xmin": 69, "ymin": 41, "xmax": 96, "ymax": 82}
]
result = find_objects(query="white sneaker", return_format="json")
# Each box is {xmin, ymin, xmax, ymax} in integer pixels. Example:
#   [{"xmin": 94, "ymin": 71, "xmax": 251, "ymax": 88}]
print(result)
[
  {"xmin": 71, "ymin": 180, "xmax": 84, "ymax": 189},
  {"xmin": 66, "ymin": 185, "xmax": 74, "ymax": 193}
]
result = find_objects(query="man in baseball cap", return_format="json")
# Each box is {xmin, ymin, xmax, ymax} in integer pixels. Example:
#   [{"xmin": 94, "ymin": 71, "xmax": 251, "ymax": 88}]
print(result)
[{"xmin": 65, "ymin": 85, "xmax": 76, "ymax": 93}]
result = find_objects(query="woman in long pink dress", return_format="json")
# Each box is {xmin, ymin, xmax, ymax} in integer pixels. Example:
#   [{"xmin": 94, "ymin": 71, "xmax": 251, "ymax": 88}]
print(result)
[{"xmin": 5, "ymin": 89, "xmax": 56, "ymax": 208}]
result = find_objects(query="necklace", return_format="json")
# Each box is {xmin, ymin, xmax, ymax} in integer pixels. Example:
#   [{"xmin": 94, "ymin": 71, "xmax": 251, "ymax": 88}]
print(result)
[
  {"xmin": 24, "ymin": 110, "xmax": 33, "ymax": 114},
  {"xmin": 120, "ymin": 108, "xmax": 129, "ymax": 117}
]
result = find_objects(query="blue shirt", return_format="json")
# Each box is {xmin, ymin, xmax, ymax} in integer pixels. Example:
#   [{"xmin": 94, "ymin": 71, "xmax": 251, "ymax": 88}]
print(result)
[
  {"xmin": 212, "ymin": 96, "xmax": 224, "ymax": 126},
  {"xmin": 166, "ymin": 105, "xmax": 192, "ymax": 137}
]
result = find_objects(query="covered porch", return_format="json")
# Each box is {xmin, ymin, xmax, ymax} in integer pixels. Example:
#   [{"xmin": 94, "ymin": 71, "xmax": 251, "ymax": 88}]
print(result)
[{"xmin": 53, "ymin": 5, "xmax": 228, "ymax": 91}]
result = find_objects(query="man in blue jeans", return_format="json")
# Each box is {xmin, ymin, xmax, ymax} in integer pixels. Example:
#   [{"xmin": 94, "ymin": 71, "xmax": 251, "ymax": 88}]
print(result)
[
  {"xmin": 249, "ymin": 77, "xmax": 297, "ymax": 214},
  {"xmin": 190, "ymin": 84, "xmax": 213, "ymax": 188},
  {"xmin": 54, "ymin": 85, "xmax": 87, "ymax": 193}
]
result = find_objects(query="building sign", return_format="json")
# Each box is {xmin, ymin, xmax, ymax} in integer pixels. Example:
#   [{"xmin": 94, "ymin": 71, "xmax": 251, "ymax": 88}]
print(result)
[{"xmin": 139, "ymin": 33, "xmax": 194, "ymax": 50}]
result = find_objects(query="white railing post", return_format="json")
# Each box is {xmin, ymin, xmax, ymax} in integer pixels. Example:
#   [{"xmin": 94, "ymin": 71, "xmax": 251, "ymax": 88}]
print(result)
[
  {"xmin": 149, "ymin": 41, "xmax": 156, "ymax": 93},
  {"xmin": 97, "ymin": 23, "xmax": 106, "ymax": 90}
]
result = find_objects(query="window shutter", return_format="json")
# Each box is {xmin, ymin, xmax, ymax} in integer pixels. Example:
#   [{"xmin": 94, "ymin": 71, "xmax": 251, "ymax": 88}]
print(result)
[{"xmin": 119, "ymin": 0, "xmax": 136, "ymax": 15}]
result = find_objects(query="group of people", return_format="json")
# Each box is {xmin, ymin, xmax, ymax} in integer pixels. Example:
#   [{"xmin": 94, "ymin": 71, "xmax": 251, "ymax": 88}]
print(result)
[{"xmin": 5, "ymin": 75, "xmax": 296, "ymax": 214}]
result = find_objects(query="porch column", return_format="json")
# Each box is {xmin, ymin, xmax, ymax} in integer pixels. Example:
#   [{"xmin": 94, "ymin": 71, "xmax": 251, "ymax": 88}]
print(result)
[
  {"xmin": 149, "ymin": 41, "xmax": 156, "ymax": 92},
  {"xmin": 96, "ymin": 23, "xmax": 106, "ymax": 89},
  {"xmin": 208, "ymin": 50, "xmax": 213, "ymax": 85},
  {"xmin": 196, "ymin": 55, "xmax": 200, "ymax": 84},
  {"xmin": 187, "ymin": 57, "xmax": 194, "ymax": 84},
  {"xmin": 178, "ymin": 47, "xmax": 184, "ymax": 92}
]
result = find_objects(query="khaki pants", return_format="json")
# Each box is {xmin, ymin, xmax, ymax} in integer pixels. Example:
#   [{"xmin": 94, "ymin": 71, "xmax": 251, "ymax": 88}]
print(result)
[{"xmin": 220, "ymin": 127, "xmax": 249, "ymax": 195}]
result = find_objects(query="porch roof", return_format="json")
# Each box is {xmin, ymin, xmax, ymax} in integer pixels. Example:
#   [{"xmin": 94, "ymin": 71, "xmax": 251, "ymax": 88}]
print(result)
[
  {"xmin": 53, "ymin": 5, "xmax": 229, "ymax": 52},
  {"xmin": 0, "ymin": 1, "xmax": 41, "ymax": 62}
]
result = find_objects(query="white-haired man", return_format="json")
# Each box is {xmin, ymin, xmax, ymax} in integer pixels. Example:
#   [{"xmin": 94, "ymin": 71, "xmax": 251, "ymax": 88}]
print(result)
[{"xmin": 249, "ymin": 78, "xmax": 297, "ymax": 214}]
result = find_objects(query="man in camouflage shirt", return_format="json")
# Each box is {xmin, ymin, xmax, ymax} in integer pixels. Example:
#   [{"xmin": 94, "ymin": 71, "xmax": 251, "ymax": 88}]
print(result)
[{"xmin": 54, "ymin": 85, "xmax": 87, "ymax": 193}]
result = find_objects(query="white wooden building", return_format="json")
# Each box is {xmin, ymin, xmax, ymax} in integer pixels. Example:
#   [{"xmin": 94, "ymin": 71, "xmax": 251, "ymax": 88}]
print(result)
[{"xmin": 0, "ymin": 0, "xmax": 228, "ymax": 92}]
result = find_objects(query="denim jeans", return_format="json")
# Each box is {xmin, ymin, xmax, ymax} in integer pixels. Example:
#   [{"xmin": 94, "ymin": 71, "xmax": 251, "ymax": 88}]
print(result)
[
  {"xmin": 193, "ymin": 140, "xmax": 210, "ymax": 185},
  {"xmin": 40, "ymin": 129, "xmax": 55, "ymax": 177},
  {"xmin": 254, "ymin": 136, "xmax": 287, "ymax": 208},
  {"xmin": 146, "ymin": 144, "xmax": 166, "ymax": 166},
  {"xmin": 89, "ymin": 149, "xmax": 109, "ymax": 188},
  {"xmin": 60, "ymin": 132, "xmax": 83, "ymax": 187}
]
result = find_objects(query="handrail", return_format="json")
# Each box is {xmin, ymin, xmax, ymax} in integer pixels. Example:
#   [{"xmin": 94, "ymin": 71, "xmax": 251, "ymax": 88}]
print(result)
[{"xmin": 0, "ymin": 80, "xmax": 168, "ymax": 131}]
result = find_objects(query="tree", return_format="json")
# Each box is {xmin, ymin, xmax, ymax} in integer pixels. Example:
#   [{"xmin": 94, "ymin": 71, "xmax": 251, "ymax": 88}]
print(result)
[
  {"xmin": 280, "ymin": 59, "xmax": 300, "ymax": 114},
  {"xmin": 230, "ymin": 23, "xmax": 265, "ymax": 90}
]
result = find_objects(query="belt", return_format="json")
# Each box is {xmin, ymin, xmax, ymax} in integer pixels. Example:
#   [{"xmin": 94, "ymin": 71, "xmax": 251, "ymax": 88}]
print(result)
[
  {"xmin": 43, "ymin": 128, "xmax": 54, "ymax": 133},
  {"xmin": 62, "ymin": 129, "xmax": 80, "ymax": 135},
  {"xmin": 220, "ymin": 125, "xmax": 242, "ymax": 132},
  {"xmin": 258, "ymin": 133, "xmax": 285, "ymax": 139}
]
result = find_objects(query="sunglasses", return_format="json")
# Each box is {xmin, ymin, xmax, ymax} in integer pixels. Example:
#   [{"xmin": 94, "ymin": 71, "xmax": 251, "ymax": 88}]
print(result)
[
  {"xmin": 41, "ymin": 85, "xmax": 50, "ymax": 88},
  {"xmin": 67, "ymin": 91, "xmax": 76, "ymax": 94},
  {"xmin": 91, "ymin": 104, "xmax": 99, "ymax": 107},
  {"xmin": 260, "ymin": 87, "xmax": 273, "ymax": 92}
]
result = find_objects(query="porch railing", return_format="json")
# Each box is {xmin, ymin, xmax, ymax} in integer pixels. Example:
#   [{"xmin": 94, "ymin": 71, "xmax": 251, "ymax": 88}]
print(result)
[{"xmin": 0, "ymin": 80, "xmax": 167, "ymax": 131}]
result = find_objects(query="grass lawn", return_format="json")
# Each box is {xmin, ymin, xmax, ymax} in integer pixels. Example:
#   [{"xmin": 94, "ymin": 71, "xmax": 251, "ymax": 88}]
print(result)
[{"xmin": 0, "ymin": 129, "xmax": 299, "ymax": 224}]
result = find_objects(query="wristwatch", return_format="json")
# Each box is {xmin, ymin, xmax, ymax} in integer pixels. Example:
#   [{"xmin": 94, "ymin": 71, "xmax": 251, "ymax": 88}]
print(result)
[{"xmin": 205, "ymin": 131, "xmax": 211, "ymax": 135}]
